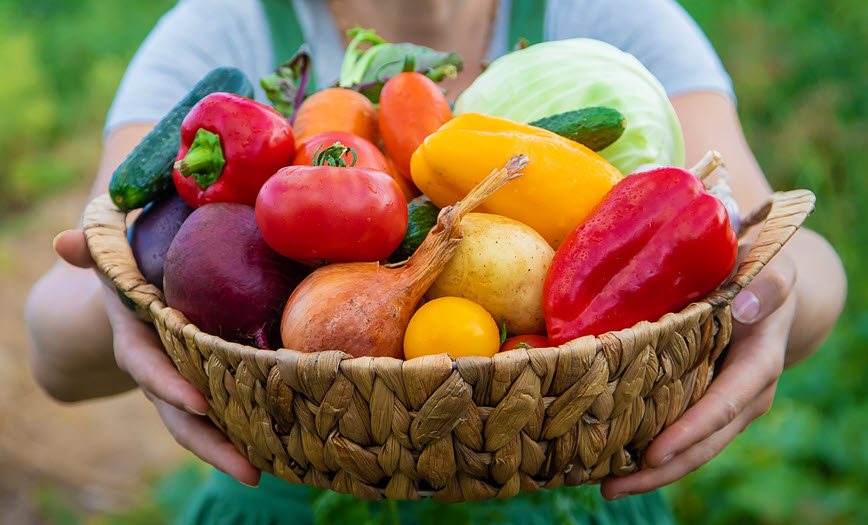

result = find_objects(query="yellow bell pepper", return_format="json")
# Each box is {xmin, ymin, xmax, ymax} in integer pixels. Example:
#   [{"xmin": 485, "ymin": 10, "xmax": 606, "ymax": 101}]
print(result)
[{"xmin": 410, "ymin": 113, "xmax": 623, "ymax": 248}]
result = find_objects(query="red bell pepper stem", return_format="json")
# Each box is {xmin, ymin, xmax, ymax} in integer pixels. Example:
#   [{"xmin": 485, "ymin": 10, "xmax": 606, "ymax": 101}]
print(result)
[{"xmin": 174, "ymin": 128, "xmax": 226, "ymax": 190}]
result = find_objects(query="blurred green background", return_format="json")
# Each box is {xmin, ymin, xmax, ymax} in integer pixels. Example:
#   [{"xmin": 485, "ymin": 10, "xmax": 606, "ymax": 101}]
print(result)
[{"xmin": 1, "ymin": 0, "xmax": 865, "ymax": 523}]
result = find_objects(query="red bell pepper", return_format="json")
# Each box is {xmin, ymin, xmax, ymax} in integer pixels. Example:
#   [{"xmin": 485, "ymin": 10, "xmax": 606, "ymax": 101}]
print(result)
[
  {"xmin": 173, "ymin": 93, "xmax": 295, "ymax": 208},
  {"xmin": 543, "ymin": 166, "xmax": 738, "ymax": 345}
]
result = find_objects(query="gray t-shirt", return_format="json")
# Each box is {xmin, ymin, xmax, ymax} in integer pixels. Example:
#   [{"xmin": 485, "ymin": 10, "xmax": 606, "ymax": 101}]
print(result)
[{"xmin": 104, "ymin": 0, "xmax": 734, "ymax": 137}]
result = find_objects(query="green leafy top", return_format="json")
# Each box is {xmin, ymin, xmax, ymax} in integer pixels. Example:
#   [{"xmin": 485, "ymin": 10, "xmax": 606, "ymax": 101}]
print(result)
[{"xmin": 337, "ymin": 27, "xmax": 464, "ymax": 103}]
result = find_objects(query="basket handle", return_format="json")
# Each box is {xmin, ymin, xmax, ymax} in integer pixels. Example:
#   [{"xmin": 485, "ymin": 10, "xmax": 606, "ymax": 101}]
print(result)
[
  {"xmin": 82, "ymin": 193, "xmax": 165, "ymax": 318},
  {"xmin": 715, "ymin": 189, "xmax": 816, "ymax": 301}
]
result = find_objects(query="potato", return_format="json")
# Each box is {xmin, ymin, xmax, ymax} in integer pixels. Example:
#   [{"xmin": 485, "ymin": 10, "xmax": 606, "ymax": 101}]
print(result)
[{"xmin": 426, "ymin": 213, "xmax": 554, "ymax": 335}]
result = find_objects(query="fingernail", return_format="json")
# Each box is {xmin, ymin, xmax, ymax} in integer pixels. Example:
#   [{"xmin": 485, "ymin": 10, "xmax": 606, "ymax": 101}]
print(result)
[
  {"xmin": 611, "ymin": 492, "xmax": 630, "ymax": 501},
  {"xmin": 240, "ymin": 479, "xmax": 260, "ymax": 488},
  {"xmin": 51, "ymin": 232, "xmax": 63, "ymax": 253},
  {"xmin": 732, "ymin": 290, "xmax": 760, "ymax": 324},
  {"xmin": 658, "ymin": 454, "xmax": 674, "ymax": 466},
  {"xmin": 184, "ymin": 404, "xmax": 207, "ymax": 416}
]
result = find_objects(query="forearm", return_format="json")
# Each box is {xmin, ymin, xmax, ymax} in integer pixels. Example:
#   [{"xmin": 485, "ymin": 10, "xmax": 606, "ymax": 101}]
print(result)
[
  {"xmin": 26, "ymin": 124, "xmax": 156, "ymax": 401},
  {"xmin": 26, "ymin": 262, "xmax": 137, "ymax": 401},
  {"xmin": 671, "ymin": 91, "xmax": 846, "ymax": 366},
  {"xmin": 781, "ymin": 228, "xmax": 846, "ymax": 366}
]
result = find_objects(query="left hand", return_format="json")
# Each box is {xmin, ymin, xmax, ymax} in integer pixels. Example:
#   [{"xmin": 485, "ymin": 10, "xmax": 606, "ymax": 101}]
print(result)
[
  {"xmin": 600, "ymin": 251, "xmax": 797, "ymax": 500},
  {"xmin": 52, "ymin": 229, "xmax": 262, "ymax": 487}
]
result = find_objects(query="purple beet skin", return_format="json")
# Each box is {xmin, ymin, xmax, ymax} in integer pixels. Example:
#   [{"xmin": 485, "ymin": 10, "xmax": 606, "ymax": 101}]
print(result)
[
  {"xmin": 128, "ymin": 192, "xmax": 193, "ymax": 289},
  {"xmin": 163, "ymin": 203, "xmax": 309, "ymax": 349}
]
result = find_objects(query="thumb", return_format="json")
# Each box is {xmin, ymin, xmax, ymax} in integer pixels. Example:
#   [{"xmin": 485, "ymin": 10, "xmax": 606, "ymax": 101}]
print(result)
[
  {"xmin": 53, "ymin": 230, "xmax": 96, "ymax": 269},
  {"xmin": 732, "ymin": 251, "xmax": 796, "ymax": 325}
]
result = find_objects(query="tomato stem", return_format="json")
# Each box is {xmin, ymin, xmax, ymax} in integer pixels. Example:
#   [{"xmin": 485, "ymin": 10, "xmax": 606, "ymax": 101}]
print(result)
[
  {"xmin": 312, "ymin": 142, "xmax": 358, "ymax": 167},
  {"xmin": 424, "ymin": 63, "xmax": 458, "ymax": 82},
  {"xmin": 402, "ymin": 54, "xmax": 416, "ymax": 73}
]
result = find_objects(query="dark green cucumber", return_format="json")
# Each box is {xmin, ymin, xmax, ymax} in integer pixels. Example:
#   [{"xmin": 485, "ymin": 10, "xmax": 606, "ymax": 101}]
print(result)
[
  {"xmin": 529, "ymin": 106, "xmax": 626, "ymax": 151},
  {"xmin": 115, "ymin": 285, "xmax": 138, "ymax": 312},
  {"xmin": 109, "ymin": 67, "xmax": 254, "ymax": 211},
  {"xmin": 388, "ymin": 196, "xmax": 440, "ymax": 262}
]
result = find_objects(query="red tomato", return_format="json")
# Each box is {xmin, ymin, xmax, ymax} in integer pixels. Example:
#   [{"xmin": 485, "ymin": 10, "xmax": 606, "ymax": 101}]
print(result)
[
  {"xmin": 255, "ymin": 164, "xmax": 408, "ymax": 267},
  {"xmin": 499, "ymin": 334, "xmax": 551, "ymax": 352},
  {"xmin": 293, "ymin": 131, "xmax": 391, "ymax": 172},
  {"xmin": 379, "ymin": 72, "xmax": 452, "ymax": 181}
]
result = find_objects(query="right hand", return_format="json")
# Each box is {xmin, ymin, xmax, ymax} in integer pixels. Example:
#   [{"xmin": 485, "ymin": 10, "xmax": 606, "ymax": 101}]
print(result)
[{"xmin": 53, "ymin": 229, "xmax": 262, "ymax": 487}]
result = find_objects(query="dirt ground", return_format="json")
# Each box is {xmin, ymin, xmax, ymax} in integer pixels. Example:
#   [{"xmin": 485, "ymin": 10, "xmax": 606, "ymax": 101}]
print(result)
[{"xmin": 0, "ymin": 187, "xmax": 186, "ymax": 524}]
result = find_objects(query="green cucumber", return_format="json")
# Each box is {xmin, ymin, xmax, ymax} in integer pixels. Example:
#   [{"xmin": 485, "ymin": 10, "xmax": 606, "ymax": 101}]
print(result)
[
  {"xmin": 388, "ymin": 196, "xmax": 440, "ymax": 262},
  {"xmin": 115, "ymin": 285, "xmax": 137, "ymax": 312},
  {"xmin": 529, "ymin": 106, "xmax": 626, "ymax": 151},
  {"xmin": 109, "ymin": 67, "xmax": 254, "ymax": 211}
]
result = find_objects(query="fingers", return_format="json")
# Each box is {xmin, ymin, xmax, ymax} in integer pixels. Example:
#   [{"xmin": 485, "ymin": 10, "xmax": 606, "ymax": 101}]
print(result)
[
  {"xmin": 101, "ymin": 276, "xmax": 256, "ymax": 486},
  {"xmin": 60, "ymin": 224, "xmax": 254, "ymax": 486},
  {"xmin": 642, "ymin": 293, "xmax": 792, "ymax": 468},
  {"xmin": 602, "ymin": 288, "xmax": 796, "ymax": 500},
  {"xmin": 150, "ymin": 395, "xmax": 262, "ymax": 487},
  {"xmin": 113, "ymin": 316, "xmax": 211, "ymax": 415},
  {"xmin": 601, "ymin": 384, "xmax": 776, "ymax": 500},
  {"xmin": 732, "ymin": 252, "xmax": 796, "ymax": 325},
  {"xmin": 104, "ymin": 290, "xmax": 211, "ymax": 415},
  {"xmin": 641, "ymin": 326, "xmax": 783, "ymax": 468},
  {"xmin": 53, "ymin": 230, "xmax": 95, "ymax": 269}
]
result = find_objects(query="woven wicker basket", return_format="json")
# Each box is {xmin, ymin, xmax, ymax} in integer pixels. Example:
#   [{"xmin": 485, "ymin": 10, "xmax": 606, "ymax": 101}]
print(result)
[{"xmin": 83, "ymin": 188, "xmax": 814, "ymax": 502}]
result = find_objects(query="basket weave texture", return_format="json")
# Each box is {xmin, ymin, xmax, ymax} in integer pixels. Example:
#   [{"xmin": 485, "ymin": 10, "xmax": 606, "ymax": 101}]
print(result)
[{"xmin": 83, "ymin": 189, "xmax": 814, "ymax": 502}]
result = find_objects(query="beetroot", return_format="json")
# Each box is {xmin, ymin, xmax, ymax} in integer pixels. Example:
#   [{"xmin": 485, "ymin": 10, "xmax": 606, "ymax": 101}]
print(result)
[
  {"xmin": 128, "ymin": 192, "xmax": 193, "ymax": 289},
  {"xmin": 163, "ymin": 203, "xmax": 308, "ymax": 349}
]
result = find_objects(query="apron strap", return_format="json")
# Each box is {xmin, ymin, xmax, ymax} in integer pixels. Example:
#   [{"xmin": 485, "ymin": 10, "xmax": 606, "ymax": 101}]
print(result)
[
  {"xmin": 260, "ymin": 0, "xmax": 548, "ymax": 89},
  {"xmin": 260, "ymin": 0, "xmax": 307, "ymax": 65},
  {"xmin": 508, "ymin": 0, "xmax": 548, "ymax": 48}
]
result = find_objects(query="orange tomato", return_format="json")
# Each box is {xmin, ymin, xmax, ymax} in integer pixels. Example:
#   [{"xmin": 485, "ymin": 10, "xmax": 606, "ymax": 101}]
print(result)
[{"xmin": 293, "ymin": 87, "xmax": 379, "ymax": 144}]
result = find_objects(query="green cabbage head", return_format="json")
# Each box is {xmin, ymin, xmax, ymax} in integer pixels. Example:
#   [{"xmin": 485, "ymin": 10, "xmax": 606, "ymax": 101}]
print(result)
[{"xmin": 454, "ymin": 38, "xmax": 685, "ymax": 174}]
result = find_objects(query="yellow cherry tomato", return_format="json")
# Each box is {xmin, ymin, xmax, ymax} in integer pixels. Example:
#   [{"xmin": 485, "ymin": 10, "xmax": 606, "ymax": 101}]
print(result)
[{"xmin": 404, "ymin": 296, "xmax": 501, "ymax": 360}]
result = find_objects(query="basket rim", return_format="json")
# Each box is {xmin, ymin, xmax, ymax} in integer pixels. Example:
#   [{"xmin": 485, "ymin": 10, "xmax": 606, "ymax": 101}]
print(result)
[{"xmin": 83, "ymin": 188, "xmax": 815, "ymax": 366}]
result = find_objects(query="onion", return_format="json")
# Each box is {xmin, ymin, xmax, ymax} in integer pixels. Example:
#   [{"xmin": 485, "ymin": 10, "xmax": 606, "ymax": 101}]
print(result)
[
  {"xmin": 164, "ymin": 203, "xmax": 309, "ymax": 349},
  {"xmin": 280, "ymin": 155, "xmax": 529, "ymax": 358},
  {"xmin": 689, "ymin": 150, "xmax": 741, "ymax": 235},
  {"xmin": 707, "ymin": 179, "xmax": 741, "ymax": 235}
]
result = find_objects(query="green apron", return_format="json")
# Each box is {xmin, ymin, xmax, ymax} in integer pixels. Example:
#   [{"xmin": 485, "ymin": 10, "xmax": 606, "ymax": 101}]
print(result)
[
  {"xmin": 176, "ymin": 2, "xmax": 675, "ymax": 523},
  {"xmin": 260, "ymin": 0, "xmax": 547, "ymax": 84},
  {"xmin": 178, "ymin": 470, "xmax": 674, "ymax": 525}
]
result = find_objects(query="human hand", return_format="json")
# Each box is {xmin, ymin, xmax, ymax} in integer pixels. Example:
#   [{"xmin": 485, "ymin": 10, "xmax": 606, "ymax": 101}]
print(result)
[
  {"xmin": 53, "ymin": 229, "xmax": 261, "ymax": 487},
  {"xmin": 600, "ymin": 250, "xmax": 797, "ymax": 501}
]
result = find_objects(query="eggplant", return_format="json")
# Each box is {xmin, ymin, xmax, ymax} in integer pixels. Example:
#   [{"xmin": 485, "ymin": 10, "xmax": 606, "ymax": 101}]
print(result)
[{"xmin": 127, "ymin": 191, "xmax": 193, "ymax": 289}]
